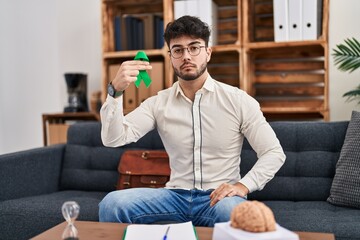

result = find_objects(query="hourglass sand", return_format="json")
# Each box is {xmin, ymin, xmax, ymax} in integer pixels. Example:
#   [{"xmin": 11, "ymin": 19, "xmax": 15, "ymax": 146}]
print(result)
[{"xmin": 62, "ymin": 201, "xmax": 80, "ymax": 240}]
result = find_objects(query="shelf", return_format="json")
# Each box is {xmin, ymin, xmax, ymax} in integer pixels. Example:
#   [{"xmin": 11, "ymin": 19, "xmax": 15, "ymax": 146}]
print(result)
[
  {"xmin": 103, "ymin": 48, "xmax": 166, "ymax": 59},
  {"xmin": 213, "ymin": 0, "xmax": 237, "ymax": 6},
  {"xmin": 211, "ymin": 44, "xmax": 241, "ymax": 52},
  {"xmin": 244, "ymin": 39, "xmax": 327, "ymax": 50},
  {"xmin": 261, "ymin": 106, "xmax": 325, "ymax": 113},
  {"xmin": 103, "ymin": 0, "xmax": 162, "ymax": 3},
  {"xmin": 103, "ymin": 0, "xmax": 163, "ymax": 13},
  {"xmin": 261, "ymin": 103, "xmax": 328, "ymax": 121},
  {"xmin": 262, "ymin": 111, "xmax": 327, "ymax": 121}
]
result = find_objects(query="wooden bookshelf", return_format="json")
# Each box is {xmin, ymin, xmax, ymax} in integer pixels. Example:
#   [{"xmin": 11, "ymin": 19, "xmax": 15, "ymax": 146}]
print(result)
[
  {"xmin": 101, "ymin": 0, "xmax": 329, "ymax": 120},
  {"xmin": 101, "ymin": 0, "xmax": 174, "ymax": 112},
  {"xmin": 242, "ymin": 0, "xmax": 329, "ymax": 121}
]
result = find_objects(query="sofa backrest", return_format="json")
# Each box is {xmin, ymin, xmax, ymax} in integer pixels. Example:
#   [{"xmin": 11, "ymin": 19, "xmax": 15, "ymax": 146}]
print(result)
[
  {"xmin": 60, "ymin": 121, "xmax": 348, "ymax": 202},
  {"xmin": 243, "ymin": 121, "xmax": 348, "ymax": 201},
  {"xmin": 60, "ymin": 122, "xmax": 164, "ymax": 192}
]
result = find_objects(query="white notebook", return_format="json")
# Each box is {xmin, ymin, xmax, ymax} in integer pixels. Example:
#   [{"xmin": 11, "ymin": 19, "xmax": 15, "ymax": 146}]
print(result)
[{"xmin": 123, "ymin": 221, "xmax": 198, "ymax": 240}]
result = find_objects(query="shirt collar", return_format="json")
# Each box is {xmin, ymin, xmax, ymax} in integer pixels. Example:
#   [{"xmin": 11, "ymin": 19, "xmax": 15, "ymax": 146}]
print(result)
[
  {"xmin": 202, "ymin": 75, "xmax": 215, "ymax": 92},
  {"xmin": 174, "ymin": 75, "xmax": 215, "ymax": 96}
]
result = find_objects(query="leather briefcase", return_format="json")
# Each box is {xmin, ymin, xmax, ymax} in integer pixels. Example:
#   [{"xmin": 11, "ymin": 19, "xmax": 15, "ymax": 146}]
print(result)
[{"xmin": 116, "ymin": 150, "xmax": 170, "ymax": 190}]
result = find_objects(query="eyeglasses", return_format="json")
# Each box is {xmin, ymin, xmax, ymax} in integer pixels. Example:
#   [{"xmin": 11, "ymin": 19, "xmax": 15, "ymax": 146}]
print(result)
[{"xmin": 168, "ymin": 45, "xmax": 206, "ymax": 59}]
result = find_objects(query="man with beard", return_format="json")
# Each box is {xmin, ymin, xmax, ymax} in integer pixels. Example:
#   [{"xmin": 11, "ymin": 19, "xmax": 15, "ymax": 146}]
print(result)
[{"xmin": 99, "ymin": 15, "xmax": 285, "ymax": 226}]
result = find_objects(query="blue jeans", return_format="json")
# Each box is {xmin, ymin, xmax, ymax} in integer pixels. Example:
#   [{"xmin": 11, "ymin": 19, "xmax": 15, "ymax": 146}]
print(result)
[{"xmin": 99, "ymin": 188, "xmax": 246, "ymax": 227}]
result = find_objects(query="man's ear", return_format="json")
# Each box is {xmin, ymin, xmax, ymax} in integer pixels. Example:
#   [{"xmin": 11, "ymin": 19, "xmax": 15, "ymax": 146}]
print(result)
[{"xmin": 206, "ymin": 47, "xmax": 212, "ymax": 62}]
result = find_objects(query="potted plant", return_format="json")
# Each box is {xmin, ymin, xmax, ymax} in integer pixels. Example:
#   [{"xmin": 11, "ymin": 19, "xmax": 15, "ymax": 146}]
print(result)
[{"xmin": 332, "ymin": 37, "xmax": 360, "ymax": 104}]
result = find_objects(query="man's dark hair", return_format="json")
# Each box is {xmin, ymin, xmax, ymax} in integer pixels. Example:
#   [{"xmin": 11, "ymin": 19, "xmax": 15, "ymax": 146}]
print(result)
[{"xmin": 163, "ymin": 15, "xmax": 211, "ymax": 47}]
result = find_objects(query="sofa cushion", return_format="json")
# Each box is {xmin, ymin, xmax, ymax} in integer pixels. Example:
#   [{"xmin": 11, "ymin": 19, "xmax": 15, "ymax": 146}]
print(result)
[
  {"xmin": 242, "ymin": 121, "xmax": 348, "ymax": 201},
  {"xmin": 328, "ymin": 111, "xmax": 360, "ymax": 208},
  {"xmin": 0, "ymin": 190, "xmax": 106, "ymax": 240},
  {"xmin": 61, "ymin": 144, "xmax": 122, "ymax": 191},
  {"xmin": 264, "ymin": 200, "xmax": 360, "ymax": 240}
]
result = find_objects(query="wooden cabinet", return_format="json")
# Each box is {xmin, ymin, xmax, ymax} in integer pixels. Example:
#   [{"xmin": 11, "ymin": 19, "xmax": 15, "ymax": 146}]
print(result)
[
  {"xmin": 42, "ymin": 113, "xmax": 99, "ymax": 146},
  {"xmin": 101, "ymin": 0, "xmax": 329, "ymax": 120}
]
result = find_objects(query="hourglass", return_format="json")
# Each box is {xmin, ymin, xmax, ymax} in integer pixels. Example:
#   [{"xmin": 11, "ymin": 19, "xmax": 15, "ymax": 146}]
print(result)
[{"xmin": 62, "ymin": 201, "xmax": 80, "ymax": 240}]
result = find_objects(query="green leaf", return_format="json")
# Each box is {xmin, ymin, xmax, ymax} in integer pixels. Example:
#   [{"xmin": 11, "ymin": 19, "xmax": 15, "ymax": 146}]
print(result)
[
  {"xmin": 332, "ymin": 37, "xmax": 360, "ymax": 73},
  {"xmin": 342, "ymin": 85, "xmax": 360, "ymax": 104},
  {"xmin": 333, "ymin": 38, "xmax": 360, "ymax": 104}
]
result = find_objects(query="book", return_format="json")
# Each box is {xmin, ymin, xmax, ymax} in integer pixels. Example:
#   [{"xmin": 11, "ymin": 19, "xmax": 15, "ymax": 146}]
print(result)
[
  {"xmin": 124, "ymin": 15, "xmax": 134, "ymax": 50},
  {"xmin": 140, "ymin": 14, "xmax": 155, "ymax": 49},
  {"xmin": 137, "ymin": 18, "xmax": 144, "ymax": 49},
  {"xmin": 213, "ymin": 221, "xmax": 299, "ymax": 240},
  {"xmin": 114, "ymin": 16, "xmax": 122, "ymax": 51},
  {"xmin": 154, "ymin": 15, "xmax": 164, "ymax": 49},
  {"xmin": 122, "ymin": 221, "xmax": 198, "ymax": 240}
]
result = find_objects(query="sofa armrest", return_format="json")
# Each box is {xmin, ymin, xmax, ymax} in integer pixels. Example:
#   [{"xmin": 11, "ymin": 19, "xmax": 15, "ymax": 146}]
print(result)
[{"xmin": 0, "ymin": 144, "xmax": 65, "ymax": 201}]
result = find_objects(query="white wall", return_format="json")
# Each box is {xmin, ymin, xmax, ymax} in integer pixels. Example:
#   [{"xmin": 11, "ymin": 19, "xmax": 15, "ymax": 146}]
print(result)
[
  {"xmin": 57, "ymin": 1, "xmax": 102, "ymax": 108},
  {"xmin": 0, "ymin": 0, "xmax": 101, "ymax": 154},
  {"xmin": 329, "ymin": 0, "xmax": 360, "ymax": 120},
  {"xmin": 0, "ymin": 0, "xmax": 359, "ymax": 154},
  {"xmin": 0, "ymin": 1, "xmax": 60, "ymax": 154}
]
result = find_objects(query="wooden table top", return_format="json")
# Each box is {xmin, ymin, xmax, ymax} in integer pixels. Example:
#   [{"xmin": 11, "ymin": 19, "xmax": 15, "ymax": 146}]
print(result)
[{"xmin": 31, "ymin": 221, "xmax": 335, "ymax": 240}]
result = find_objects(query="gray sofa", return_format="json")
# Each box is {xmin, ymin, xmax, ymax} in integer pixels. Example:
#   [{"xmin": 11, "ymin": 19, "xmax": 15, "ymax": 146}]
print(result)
[{"xmin": 0, "ymin": 121, "xmax": 359, "ymax": 240}]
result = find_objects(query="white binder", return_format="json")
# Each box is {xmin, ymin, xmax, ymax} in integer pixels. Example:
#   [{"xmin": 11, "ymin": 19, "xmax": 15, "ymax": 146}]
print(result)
[
  {"xmin": 288, "ymin": 0, "xmax": 302, "ymax": 41},
  {"xmin": 302, "ymin": 0, "xmax": 322, "ymax": 40},
  {"xmin": 174, "ymin": 0, "xmax": 185, "ymax": 19},
  {"xmin": 273, "ymin": 0, "xmax": 289, "ymax": 42},
  {"xmin": 174, "ymin": 0, "xmax": 218, "ymax": 46}
]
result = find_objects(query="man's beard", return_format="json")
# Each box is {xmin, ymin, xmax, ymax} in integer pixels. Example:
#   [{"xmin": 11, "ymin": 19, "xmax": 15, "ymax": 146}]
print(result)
[{"xmin": 173, "ymin": 61, "xmax": 207, "ymax": 81}]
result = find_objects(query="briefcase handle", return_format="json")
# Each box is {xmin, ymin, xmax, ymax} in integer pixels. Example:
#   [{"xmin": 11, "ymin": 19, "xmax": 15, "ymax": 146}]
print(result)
[{"xmin": 141, "ymin": 150, "xmax": 168, "ymax": 160}]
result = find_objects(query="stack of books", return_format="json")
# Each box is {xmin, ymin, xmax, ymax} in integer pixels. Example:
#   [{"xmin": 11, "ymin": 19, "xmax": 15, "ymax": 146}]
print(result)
[{"xmin": 114, "ymin": 14, "xmax": 164, "ymax": 51}]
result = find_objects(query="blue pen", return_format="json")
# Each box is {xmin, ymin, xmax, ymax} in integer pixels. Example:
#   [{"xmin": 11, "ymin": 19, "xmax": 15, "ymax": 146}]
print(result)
[{"xmin": 163, "ymin": 226, "xmax": 170, "ymax": 240}]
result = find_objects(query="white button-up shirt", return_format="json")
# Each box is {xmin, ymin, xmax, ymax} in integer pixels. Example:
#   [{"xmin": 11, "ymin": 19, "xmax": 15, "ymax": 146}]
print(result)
[{"xmin": 101, "ymin": 76, "xmax": 285, "ymax": 192}]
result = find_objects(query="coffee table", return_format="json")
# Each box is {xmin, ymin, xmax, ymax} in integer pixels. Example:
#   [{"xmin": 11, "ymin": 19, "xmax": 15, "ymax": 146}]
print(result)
[{"xmin": 31, "ymin": 221, "xmax": 335, "ymax": 240}]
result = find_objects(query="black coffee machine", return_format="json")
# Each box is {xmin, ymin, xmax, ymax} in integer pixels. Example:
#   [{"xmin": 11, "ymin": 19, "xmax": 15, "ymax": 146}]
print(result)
[{"xmin": 64, "ymin": 73, "xmax": 88, "ymax": 112}]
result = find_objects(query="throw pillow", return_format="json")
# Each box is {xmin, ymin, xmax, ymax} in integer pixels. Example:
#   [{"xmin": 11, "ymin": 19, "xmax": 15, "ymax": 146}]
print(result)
[{"xmin": 327, "ymin": 111, "xmax": 360, "ymax": 208}]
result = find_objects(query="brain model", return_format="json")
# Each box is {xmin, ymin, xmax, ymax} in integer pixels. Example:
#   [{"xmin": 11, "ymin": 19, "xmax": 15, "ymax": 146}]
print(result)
[{"xmin": 230, "ymin": 200, "xmax": 276, "ymax": 232}]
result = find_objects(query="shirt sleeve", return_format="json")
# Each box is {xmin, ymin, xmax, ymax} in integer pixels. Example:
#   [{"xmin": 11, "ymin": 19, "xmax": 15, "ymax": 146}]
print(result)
[
  {"xmin": 238, "ymin": 93, "xmax": 286, "ymax": 193},
  {"xmin": 100, "ymin": 94, "xmax": 156, "ymax": 147}
]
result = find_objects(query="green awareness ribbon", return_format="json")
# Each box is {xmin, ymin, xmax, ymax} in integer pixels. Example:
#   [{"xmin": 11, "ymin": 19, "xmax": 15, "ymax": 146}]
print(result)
[{"xmin": 134, "ymin": 51, "xmax": 152, "ymax": 88}]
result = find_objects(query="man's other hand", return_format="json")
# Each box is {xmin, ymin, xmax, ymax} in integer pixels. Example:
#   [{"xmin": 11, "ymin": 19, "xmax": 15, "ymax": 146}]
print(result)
[{"xmin": 209, "ymin": 182, "xmax": 249, "ymax": 207}]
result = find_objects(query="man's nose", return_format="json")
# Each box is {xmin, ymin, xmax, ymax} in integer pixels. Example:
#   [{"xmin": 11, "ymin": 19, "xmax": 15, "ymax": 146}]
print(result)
[{"xmin": 182, "ymin": 48, "xmax": 192, "ymax": 60}]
